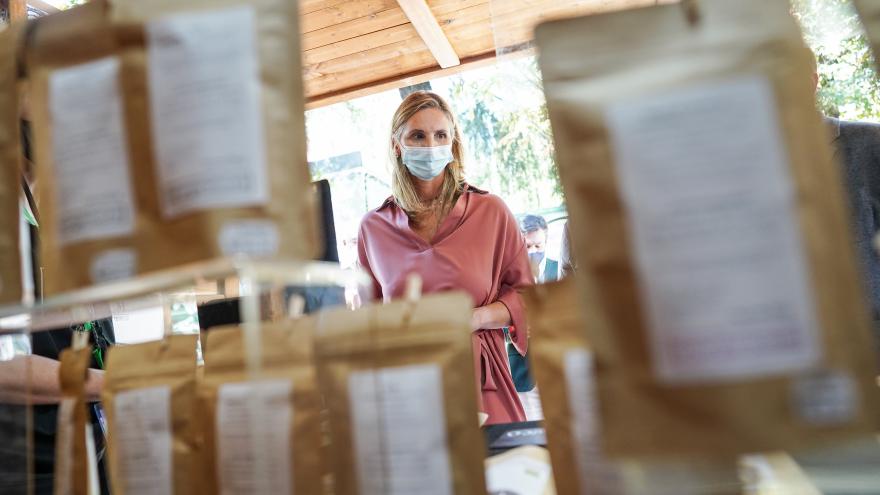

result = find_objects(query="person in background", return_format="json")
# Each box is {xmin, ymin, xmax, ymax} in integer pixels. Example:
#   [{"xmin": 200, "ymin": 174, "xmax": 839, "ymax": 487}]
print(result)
[
  {"xmin": 357, "ymin": 91, "xmax": 533, "ymax": 425},
  {"xmin": 520, "ymin": 214, "xmax": 559, "ymax": 283},
  {"xmin": 813, "ymin": 56, "xmax": 880, "ymax": 353}
]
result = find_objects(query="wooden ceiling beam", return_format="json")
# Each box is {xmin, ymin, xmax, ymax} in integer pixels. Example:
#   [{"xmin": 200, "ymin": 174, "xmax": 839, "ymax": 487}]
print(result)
[{"xmin": 395, "ymin": 0, "xmax": 459, "ymax": 68}]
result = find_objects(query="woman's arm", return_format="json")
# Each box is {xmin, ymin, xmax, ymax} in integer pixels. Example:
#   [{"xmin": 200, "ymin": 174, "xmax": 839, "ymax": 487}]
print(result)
[
  {"xmin": 471, "ymin": 301, "xmax": 512, "ymax": 331},
  {"xmin": 0, "ymin": 354, "xmax": 104, "ymax": 405}
]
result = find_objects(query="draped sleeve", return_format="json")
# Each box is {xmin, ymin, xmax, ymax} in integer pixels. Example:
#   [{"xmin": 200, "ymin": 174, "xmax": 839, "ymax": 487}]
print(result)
[{"xmin": 493, "ymin": 200, "xmax": 533, "ymax": 356}]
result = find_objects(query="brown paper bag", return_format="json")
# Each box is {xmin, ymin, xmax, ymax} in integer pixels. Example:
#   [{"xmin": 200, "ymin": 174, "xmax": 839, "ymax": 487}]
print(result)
[
  {"xmin": 314, "ymin": 292, "xmax": 486, "ymax": 495},
  {"xmin": 107, "ymin": 0, "xmax": 320, "ymax": 271},
  {"xmin": 54, "ymin": 334, "xmax": 99, "ymax": 495},
  {"xmin": 0, "ymin": 23, "xmax": 24, "ymax": 303},
  {"xmin": 197, "ymin": 319, "xmax": 324, "ymax": 495},
  {"xmin": 525, "ymin": 279, "xmax": 743, "ymax": 495},
  {"xmin": 102, "ymin": 334, "xmax": 198, "ymax": 495},
  {"xmin": 27, "ymin": 1, "xmax": 148, "ymax": 294},
  {"xmin": 536, "ymin": 0, "xmax": 880, "ymax": 458}
]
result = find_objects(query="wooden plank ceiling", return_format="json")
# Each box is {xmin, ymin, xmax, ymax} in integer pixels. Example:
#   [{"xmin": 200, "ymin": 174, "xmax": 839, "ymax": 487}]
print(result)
[{"xmin": 301, "ymin": 0, "xmax": 662, "ymax": 108}]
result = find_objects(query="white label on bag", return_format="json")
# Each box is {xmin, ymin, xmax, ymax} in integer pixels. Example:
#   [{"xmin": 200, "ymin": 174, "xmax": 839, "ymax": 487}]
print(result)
[
  {"xmin": 792, "ymin": 371, "xmax": 858, "ymax": 425},
  {"xmin": 55, "ymin": 398, "xmax": 76, "ymax": 495},
  {"xmin": 113, "ymin": 386, "xmax": 173, "ymax": 495},
  {"xmin": 90, "ymin": 248, "xmax": 137, "ymax": 283},
  {"xmin": 49, "ymin": 57, "xmax": 136, "ymax": 245},
  {"xmin": 147, "ymin": 6, "xmax": 268, "ymax": 218},
  {"xmin": 348, "ymin": 364, "xmax": 452, "ymax": 495},
  {"xmin": 218, "ymin": 220, "xmax": 279, "ymax": 257},
  {"xmin": 216, "ymin": 379, "xmax": 293, "ymax": 495},
  {"xmin": 564, "ymin": 349, "xmax": 623, "ymax": 495},
  {"xmin": 605, "ymin": 75, "xmax": 821, "ymax": 383}
]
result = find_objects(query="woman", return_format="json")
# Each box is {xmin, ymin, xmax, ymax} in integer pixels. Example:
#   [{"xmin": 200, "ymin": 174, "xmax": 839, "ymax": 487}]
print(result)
[{"xmin": 357, "ymin": 91, "xmax": 533, "ymax": 425}]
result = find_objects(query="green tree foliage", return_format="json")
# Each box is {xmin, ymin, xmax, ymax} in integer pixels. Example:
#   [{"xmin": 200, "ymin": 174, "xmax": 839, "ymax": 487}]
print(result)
[
  {"xmin": 793, "ymin": 0, "xmax": 880, "ymax": 121},
  {"xmin": 444, "ymin": 58, "xmax": 561, "ymax": 211}
]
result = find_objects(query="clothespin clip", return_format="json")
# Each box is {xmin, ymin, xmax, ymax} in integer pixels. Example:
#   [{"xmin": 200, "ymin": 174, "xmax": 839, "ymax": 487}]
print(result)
[
  {"xmin": 402, "ymin": 273, "xmax": 423, "ymax": 329},
  {"xmin": 72, "ymin": 328, "xmax": 89, "ymax": 350},
  {"xmin": 682, "ymin": 0, "xmax": 700, "ymax": 26}
]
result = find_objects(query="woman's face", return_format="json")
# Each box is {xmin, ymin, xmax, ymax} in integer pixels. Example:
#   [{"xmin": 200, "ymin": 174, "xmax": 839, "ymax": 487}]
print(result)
[{"xmin": 397, "ymin": 108, "xmax": 452, "ymax": 153}]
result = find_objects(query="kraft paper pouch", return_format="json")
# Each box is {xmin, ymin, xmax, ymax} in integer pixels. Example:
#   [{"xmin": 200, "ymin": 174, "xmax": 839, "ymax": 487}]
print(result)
[
  {"xmin": 54, "ymin": 335, "xmax": 99, "ymax": 495},
  {"xmin": 525, "ymin": 279, "xmax": 742, "ymax": 495},
  {"xmin": 27, "ymin": 1, "xmax": 148, "ymax": 294},
  {"xmin": 0, "ymin": 24, "xmax": 24, "ymax": 303},
  {"xmin": 102, "ymin": 334, "xmax": 198, "ymax": 495},
  {"xmin": 107, "ymin": 0, "xmax": 320, "ymax": 270},
  {"xmin": 314, "ymin": 292, "xmax": 485, "ymax": 495},
  {"xmin": 198, "ymin": 319, "xmax": 323, "ymax": 495},
  {"xmin": 536, "ymin": 0, "xmax": 880, "ymax": 458}
]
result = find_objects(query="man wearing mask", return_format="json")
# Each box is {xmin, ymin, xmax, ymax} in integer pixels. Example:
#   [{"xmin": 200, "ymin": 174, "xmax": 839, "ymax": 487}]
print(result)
[{"xmin": 520, "ymin": 215, "xmax": 559, "ymax": 284}]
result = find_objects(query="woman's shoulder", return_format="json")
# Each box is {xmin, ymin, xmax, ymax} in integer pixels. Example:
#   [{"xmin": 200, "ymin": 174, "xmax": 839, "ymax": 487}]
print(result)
[
  {"xmin": 360, "ymin": 197, "xmax": 398, "ymax": 229},
  {"xmin": 465, "ymin": 184, "xmax": 509, "ymax": 211}
]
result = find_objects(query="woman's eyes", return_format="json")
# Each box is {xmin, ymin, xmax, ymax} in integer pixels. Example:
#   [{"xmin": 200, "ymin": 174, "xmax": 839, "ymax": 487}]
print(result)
[{"xmin": 408, "ymin": 131, "xmax": 449, "ymax": 141}]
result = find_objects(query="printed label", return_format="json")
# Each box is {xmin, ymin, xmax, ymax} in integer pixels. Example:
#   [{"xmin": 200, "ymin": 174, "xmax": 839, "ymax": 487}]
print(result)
[
  {"xmin": 605, "ymin": 75, "xmax": 821, "ymax": 383},
  {"xmin": 348, "ymin": 364, "xmax": 452, "ymax": 495},
  {"xmin": 218, "ymin": 220, "xmax": 279, "ymax": 257},
  {"xmin": 792, "ymin": 370, "xmax": 858, "ymax": 425},
  {"xmin": 147, "ymin": 6, "xmax": 268, "ymax": 218},
  {"xmin": 49, "ymin": 57, "xmax": 136, "ymax": 245},
  {"xmin": 216, "ymin": 379, "xmax": 293, "ymax": 495},
  {"xmin": 90, "ymin": 248, "xmax": 137, "ymax": 283},
  {"xmin": 113, "ymin": 386, "xmax": 173, "ymax": 495}
]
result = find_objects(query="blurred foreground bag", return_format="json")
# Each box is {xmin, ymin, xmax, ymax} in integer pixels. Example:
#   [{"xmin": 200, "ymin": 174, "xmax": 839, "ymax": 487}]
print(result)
[
  {"xmin": 28, "ymin": 0, "xmax": 319, "ymax": 294},
  {"xmin": 108, "ymin": 0, "xmax": 320, "ymax": 272},
  {"xmin": 0, "ymin": 24, "xmax": 23, "ymax": 303},
  {"xmin": 536, "ymin": 0, "xmax": 880, "ymax": 458},
  {"xmin": 198, "ymin": 319, "xmax": 324, "ymax": 495},
  {"xmin": 27, "ymin": 1, "xmax": 148, "ymax": 294},
  {"xmin": 314, "ymin": 292, "xmax": 485, "ymax": 495},
  {"xmin": 525, "ymin": 279, "xmax": 741, "ymax": 495},
  {"xmin": 53, "ymin": 340, "xmax": 99, "ymax": 495},
  {"xmin": 102, "ymin": 334, "xmax": 198, "ymax": 495}
]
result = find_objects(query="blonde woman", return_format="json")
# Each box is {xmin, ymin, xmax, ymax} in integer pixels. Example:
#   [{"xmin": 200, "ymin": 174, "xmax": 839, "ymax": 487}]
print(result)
[{"xmin": 357, "ymin": 91, "xmax": 533, "ymax": 425}]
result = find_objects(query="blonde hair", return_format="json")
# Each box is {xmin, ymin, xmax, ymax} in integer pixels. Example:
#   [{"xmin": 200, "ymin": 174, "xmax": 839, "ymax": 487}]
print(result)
[{"xmin": 389, "ymin": 91, "xmax": 465, "ymax": 216}]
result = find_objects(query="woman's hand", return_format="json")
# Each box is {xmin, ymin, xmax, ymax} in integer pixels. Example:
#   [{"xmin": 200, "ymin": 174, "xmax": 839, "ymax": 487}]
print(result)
[{"xmin": 470, "ymin": 302, "xmax": 513, "ymax": 332}]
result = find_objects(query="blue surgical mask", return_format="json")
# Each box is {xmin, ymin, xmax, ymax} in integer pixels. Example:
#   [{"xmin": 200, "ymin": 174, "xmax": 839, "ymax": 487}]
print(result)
[
  {"xmin": 528, "ymin": 251, "xmax": 545, "ymax": 265},
  {"xmin": 400, "ymin": 144, "xmax": 453, "ymax": 181}
]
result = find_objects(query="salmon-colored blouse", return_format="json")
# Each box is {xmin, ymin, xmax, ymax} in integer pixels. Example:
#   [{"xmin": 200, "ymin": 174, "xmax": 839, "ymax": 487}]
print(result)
[{"xmin": 357, "ymin": 185, "xmax": 533, "ymax": 424}]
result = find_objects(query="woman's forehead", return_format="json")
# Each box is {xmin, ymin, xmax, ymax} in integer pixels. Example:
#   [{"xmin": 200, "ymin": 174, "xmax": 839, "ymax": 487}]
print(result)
[{"xmin": 404, "ymin": 108, "xmax": 451, "ymax": 132}]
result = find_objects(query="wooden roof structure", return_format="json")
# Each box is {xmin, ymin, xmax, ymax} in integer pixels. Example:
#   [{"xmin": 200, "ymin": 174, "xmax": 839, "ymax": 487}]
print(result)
[
  {"xmin": 14, "ymin": 0, "xmax": 666, "ymax": 108},
  {"xmin": 301, "ymin": 0, "xmax": 662, "ymax": 108}
]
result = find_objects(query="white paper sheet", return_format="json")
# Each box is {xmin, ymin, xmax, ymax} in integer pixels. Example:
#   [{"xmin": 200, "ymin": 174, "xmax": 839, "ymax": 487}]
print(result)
[
  {"xmin": 113, "ymin": 386, "xmax": 173, "ymax": 495},
  {"xmin": 48, "ymin": 57, "xmax": 136, "ymax": 245},
  {"xmin": 348, "ymin": 364, "xmax": 453, "ymax": 495},
  {"xmin": 216, "ymin": 379, "xmax": 294, "ymax": 495},
  {"xmin": 146, "ymin": 6, "xmax": 268, "ymax": 218},
  {"xmin": 485, "ymin": 454, "xmax": 552, "ymax": 494},
  {"xmin": 564, "ymin": 349, "xmax": 623, "ymax": 495},
  {"xmin": 792, "ymin": 370, "xmax": 857, "ymax": 425},
  {"xmin": 604, "ymin": 75, "xmax": 821, "ymax": 383}
]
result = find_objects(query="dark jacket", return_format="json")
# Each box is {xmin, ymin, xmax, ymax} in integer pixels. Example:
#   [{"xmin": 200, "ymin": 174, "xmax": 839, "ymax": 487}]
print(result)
[{"xmin": 829, "ymin": 118, "xmax": 880, "ymax": 320}]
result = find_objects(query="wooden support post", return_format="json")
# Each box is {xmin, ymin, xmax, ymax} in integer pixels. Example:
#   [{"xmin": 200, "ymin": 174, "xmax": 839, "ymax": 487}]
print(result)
[{"xmin": 9, "ymin": 0, "xmax": 26, "ymax": 20}]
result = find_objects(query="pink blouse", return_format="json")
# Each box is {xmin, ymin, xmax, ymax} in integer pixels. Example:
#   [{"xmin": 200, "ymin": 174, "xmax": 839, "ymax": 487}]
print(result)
[{"xmin": 358, "ymin": 185, "xmax": 533, "ymax": 424}]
